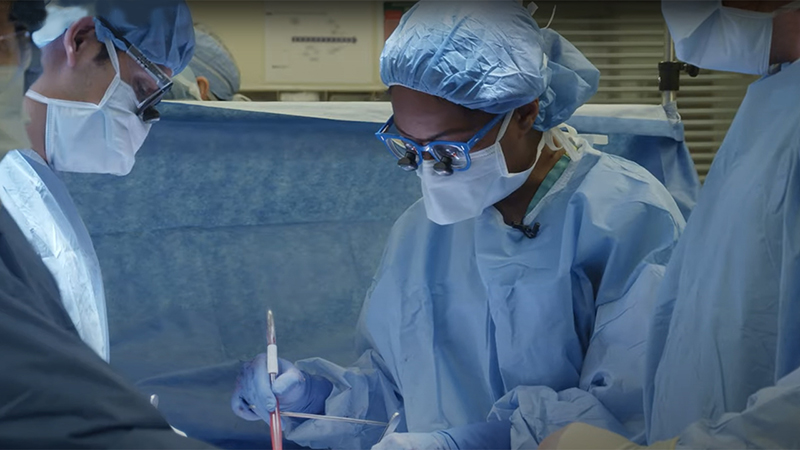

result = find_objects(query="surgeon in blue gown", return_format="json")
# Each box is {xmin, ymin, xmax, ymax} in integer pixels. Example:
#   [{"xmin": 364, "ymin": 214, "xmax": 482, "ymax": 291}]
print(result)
[
  {"xmin": 645, "ymin": 1, "xmax": 800, "ymax": 447},
  {"xmin": 0, "ymin": 0, "xmax": 195, "ymax": 362},
  {"xmin": 540, "ymin": 2, "xmax": 800, "ymax": 450},
  {"xmin": 233, "ymin": 2, "xmax": 685, "ymax": 449}
]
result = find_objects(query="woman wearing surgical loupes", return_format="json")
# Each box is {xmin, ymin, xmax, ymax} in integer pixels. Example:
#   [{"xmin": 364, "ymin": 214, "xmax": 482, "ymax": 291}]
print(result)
[{"xmin": 232, "ymin": 2, "xmax": 687, "ymax": 450}]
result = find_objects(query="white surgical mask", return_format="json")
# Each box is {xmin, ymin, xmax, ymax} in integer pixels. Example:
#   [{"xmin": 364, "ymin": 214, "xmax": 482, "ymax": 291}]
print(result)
[
  {"xmin": 0, "ymin": 64, "xmax": 32, "ymax": 157},
  {"xmin": 419, "ymin": 112, "xmax": 539, "ymax": 225},
  {"xmin": 25, "ymin": 39, "xmax": 151, "ymax": 175},
  {"xmin": 663, "ymin": 0, "xmax": 800, "ymax": 75}
]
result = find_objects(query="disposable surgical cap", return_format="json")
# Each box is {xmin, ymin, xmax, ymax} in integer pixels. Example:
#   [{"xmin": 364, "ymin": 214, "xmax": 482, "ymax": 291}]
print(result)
[
  {"xmin": 380, "ymin": 0, "xmax": 600, "ymax": 131},
  {"xmin": 32, "ymin": 0, "xmax": 195, "ymax": 75},
  {"xmin": 188, "ymin": 25, "xmax": 241, "ymax": 101},
  {"xmin": 162, "ymin": 66, "xmax": 203, "ymax": 101}
]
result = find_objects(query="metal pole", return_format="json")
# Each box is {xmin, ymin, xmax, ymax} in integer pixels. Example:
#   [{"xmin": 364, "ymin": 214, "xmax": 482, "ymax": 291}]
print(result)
[{"xmin": 663, "ymin": 26, "xmax": 676, "ymax": 105}]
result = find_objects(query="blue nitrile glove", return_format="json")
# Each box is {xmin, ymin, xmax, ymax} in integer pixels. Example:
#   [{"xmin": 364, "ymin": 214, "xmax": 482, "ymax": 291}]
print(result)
[{"xmin": 231, "ymin": 355, "xmax": 333, "ymax": 422}]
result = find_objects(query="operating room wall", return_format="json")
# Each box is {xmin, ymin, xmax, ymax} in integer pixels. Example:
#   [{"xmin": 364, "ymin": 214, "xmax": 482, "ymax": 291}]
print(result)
[
  {"xmin": 184, "ymin": 0, "xmax": 755, "ymax": 180},
  {"xmin": 186, "ymin": 1, "xmax": 386, "ymax": 92},
  {"xmin": 529, "ymin": 1, "xmax": 755, "ymax": 181}
]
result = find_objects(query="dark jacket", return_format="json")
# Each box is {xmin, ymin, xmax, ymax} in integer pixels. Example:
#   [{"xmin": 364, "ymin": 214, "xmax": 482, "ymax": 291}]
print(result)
[{"xmin": 0, "ymin": 206, "xmax": 216, "ymax": 449}]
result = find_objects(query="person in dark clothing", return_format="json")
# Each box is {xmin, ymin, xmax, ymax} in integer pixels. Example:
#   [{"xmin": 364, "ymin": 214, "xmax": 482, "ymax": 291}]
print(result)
[{"xmin": 0, "ymin": 3, "xmax": 216, "ymax": 447}]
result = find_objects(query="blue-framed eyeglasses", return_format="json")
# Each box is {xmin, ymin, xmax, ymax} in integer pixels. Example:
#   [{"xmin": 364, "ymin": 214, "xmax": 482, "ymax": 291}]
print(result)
[{"xmin": 374, "ymin": 113, "xmax": 504, "ymax": 176}]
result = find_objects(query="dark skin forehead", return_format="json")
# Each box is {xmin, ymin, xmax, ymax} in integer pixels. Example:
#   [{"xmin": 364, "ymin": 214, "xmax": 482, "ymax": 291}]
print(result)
[{"xmin": 389, "ymin": 85, "xmax": 501, "ymax": 150}]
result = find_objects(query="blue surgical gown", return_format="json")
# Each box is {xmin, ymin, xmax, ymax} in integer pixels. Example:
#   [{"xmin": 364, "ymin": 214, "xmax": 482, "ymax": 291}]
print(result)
[
  {"xmin": 0, "ymin": 149, "xmax": 109, "ymax": 361},
  {"xmin": 286, "ymin": 145, "xmax": 684, "ymax": 449},
  {"xmin": 645, "ymin": 59, "xmax": 800, "ymax": 448}
]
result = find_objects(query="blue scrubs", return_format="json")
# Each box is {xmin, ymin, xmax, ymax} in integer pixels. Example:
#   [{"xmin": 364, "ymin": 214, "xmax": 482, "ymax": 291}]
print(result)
[
  {"xmin": 284, "ymin": 144, "xmax": 685, "ymax": 449},
  {"xmin": 645, "ymin": 60, "xmax": 800, "ymax": 448}
]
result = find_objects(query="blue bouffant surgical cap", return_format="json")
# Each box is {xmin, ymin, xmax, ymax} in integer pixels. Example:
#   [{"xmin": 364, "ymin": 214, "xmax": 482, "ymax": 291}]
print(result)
[
  {"xmin": 188, "ymin": 25, "xmax": 241, "ymax": 101},
  {"xmin": 380, "ymin": 0, "xmax": 600, "ymax": 131},
  {"xmin": 95, "ymin": 0, "xmax": 195, "ymax": 75},
  {"xmin": 32, "ymin": 0, "xmax": 195, "ymax": 75}
]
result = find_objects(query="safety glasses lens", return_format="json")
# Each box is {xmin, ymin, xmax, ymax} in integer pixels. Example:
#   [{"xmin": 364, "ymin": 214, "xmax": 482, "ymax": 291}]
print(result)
[
  {"xmin": 431, "ymin": 144, "xmax": 469, "ymax": 169},
  {"xmin": 387, "ymin": 138, "xmax": 413, "ymax": 159}
]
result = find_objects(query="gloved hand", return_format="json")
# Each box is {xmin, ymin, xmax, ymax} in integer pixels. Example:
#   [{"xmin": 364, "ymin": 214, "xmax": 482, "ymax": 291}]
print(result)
[
  {"xmin": 231, "ymin": 354, "xmax": 332, "ymax": 422},
  {"xmin": 371, "ymin": 431, "xmax": 456, "ymax": 450},
  {"xmin": 538, "ymin": 423, "xmax": 678, "ymax": 450}
]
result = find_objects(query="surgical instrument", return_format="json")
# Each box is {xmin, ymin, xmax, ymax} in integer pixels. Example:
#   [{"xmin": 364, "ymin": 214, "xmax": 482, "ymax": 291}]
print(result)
[
  {"xmin": 267, "ymin": 310, "xmax": 283, "ymax": 450},
  {"xmin": 379, "ymin": 412, "xmax": 402, "ymax": 441},
  {"xmin": 247, "ymin": 405, "xmax": 396, "ymax": 428}
]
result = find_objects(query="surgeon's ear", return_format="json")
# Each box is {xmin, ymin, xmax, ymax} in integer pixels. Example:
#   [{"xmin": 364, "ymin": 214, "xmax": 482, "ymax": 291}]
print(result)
[
  {"xmin": 62, "ymin": 16, "xmax": 97, "ymax": 68},
  {"xmin": 196, "ymin": 76, "xmax": 211, "ymax": 101},
  {"xmin": 511, "ymin": 99, "xmax": 540, "ymax": 139}
]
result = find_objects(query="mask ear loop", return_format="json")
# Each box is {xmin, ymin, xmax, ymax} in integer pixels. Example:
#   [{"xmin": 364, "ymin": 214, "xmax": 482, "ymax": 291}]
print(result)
[
  {"xmin": 494, "ymin": 111, "xmax": 515, "ymax": 144},
  {"xmin": 95, "ymin": 39, "xmax": 123, "ymax": 107},
  {"xmin": 496, "ymin": 111, "xmax": 541, "ymax": 177},
  {"xmin": 103, "ymin": 39, "xmax": 122, "ymax": 79}
]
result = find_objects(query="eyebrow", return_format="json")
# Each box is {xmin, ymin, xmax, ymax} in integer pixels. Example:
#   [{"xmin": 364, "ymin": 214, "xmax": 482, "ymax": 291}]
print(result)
[{"xmin": 393, "ymin": 120, "xmax": 478, "ymax": 143}]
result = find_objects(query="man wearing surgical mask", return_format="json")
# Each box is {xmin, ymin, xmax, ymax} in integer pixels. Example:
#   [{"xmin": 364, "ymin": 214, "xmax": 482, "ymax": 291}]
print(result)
[
  {"xmin": 0, "ymin": 2, "xmax": 215, "ymax": 446},
  {"xmin": 0, "ymin": 0, "xmax": 195, "ymax": 363},
  {"xmin": 540, "ymin": 1, "xmax": 800, "ymax": 449},
  {"xmin": 25, "ymin": 0, "xmax": 194, "ymax": 174}
]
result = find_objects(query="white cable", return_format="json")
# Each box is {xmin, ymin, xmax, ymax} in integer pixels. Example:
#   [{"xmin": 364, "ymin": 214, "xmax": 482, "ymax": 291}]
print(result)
[{"xmin": 544, "ymin": 5, "xmax": 557, "ymax": 29}]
